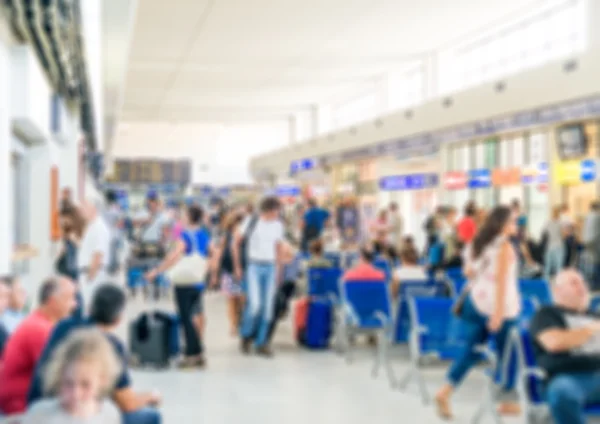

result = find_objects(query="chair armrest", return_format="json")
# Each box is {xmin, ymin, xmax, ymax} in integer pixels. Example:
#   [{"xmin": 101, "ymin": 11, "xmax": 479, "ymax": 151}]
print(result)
[
  {"xmin": 474, "ymin": 344, "xmax": 498, "ymax": 365},
  {"xmin": 521, "ymin": 366, "xmax": 547, "ymax": 381},
  {"xmin": 373, "ymin": 310, "xmax": 391, "ymax": 326}
]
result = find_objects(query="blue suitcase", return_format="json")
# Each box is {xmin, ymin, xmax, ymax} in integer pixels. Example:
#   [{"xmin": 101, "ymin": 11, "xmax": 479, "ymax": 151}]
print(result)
[{"xmin": 304, "ymin": 300, "xmax": 332, "ymax": 349}]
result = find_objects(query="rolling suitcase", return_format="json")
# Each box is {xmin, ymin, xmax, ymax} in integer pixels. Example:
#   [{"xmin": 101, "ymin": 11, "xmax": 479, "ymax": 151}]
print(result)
[
  {"xmin": 129, "ymin": 311, "xmax": 179, "ymax": 368},
  {"xmin": 303, "ymin": 300, "xmax": 332, "ymax": 349}
]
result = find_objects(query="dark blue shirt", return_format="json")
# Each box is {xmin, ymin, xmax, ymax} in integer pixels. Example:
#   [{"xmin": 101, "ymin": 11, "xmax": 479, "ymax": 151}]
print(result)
[
  {"xmin": 304, "ymin": 208, "xmax": 330, "ymax": 235},
  {"xmin": 27, "ymin": 317, "xmax": 131, "ymax": 406}
]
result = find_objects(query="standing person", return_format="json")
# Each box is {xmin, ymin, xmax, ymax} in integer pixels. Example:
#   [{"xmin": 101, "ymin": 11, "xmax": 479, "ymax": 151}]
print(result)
[
  {"xmin": 387, "ymin": 202, "xmax": 404, "ymax": 249},
  {"xmin": 581, "ymin": 201, "xmax": 600, "ymax": 289},
  {"xmin": 146, "ymin": 204, "xmax": 212, "ymax": 368},
  {"xmin": 301, "ymin": 198, "xmax": 330, "ymax": 253},
  {"xmin": 512, "ymin": 199, "xmax": 527, "ymax": 238},
  {"xmin": 336, "ymin": 197, "xmax": 360, "ymax": 249},
  {"xmin": 213, "ymin": 212, "xmax": 245, "ymax": 335},
  {"xmin": 56, "ymin": 207, "xmax": 83, "ymax": 284},
  {"xmin": 0, "ymin": 277, "xmax": 76, "ymax": 415},
  {"xmin": 78, "ymin": 199, "xmax": 111, "ymax": 313},
  {"xmin": 240, "ymin": 197, "xmax": 285, "ymax": 357},
  {"xmin": 544, "ymin": 206, "xmax": 566, "ymax": 282},
  {"xmin": 60, "ymin": 187, "xmax": 75, "ymax": 211},
  {"xmin": 424, "ymin": 206, "xmax": 444, "ymax": 255},
  {"xmin": 435, "ymin": 206, "xmax": 521, "ymax": 419},
  {"xmin": 104, "ymin": 191, "xmax": 124, "ymax": 276},
  {"xmin": 457, "ymin": 202, "xmax": 477, "ymax": 245}
]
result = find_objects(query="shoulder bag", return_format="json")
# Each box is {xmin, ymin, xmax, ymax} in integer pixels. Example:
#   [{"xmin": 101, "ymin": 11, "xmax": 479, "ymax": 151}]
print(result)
[{"xmin": 166, "ymin": 230, "xmax": 208, "ymax": 285}]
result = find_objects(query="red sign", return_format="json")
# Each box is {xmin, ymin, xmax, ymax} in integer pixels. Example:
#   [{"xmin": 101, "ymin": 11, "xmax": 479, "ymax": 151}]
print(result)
[{"xmin": 443, "ymin": 171, "xmax": 467, "ymax": 190}]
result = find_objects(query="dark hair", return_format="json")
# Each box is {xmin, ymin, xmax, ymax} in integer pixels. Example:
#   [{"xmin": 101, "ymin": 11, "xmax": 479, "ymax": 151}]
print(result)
[
  {"xmin": 105, "ymin": 190, "xmax": 117, "ymax": 204},
  {"xmin": 592, "ymin": 201, "xmax": 600, "ymax": 211},
  {"xmin": 464, "ymin": 201, "xmax": 477, "ymax": 217},
  {"xmin": 309, "ymin": 239, "xmax": 324, "ymax": 256},
  {"xmin": 187, "ymin": 205, "xmax": 204, "ymax": 225},
  {"xmin": 0, "ymin": 275, "xmax": 15, "ymax": 287},
  {"xmin": 360, "ymin": 246, "xmax": 375, "ymax": 263},
  {"xmin": 307, "ymin": 198, "xmax": 317, "ymax": 208},
  {"xmin": 511, "ymin": 199, "xmax": 520, "ymax": 209},
  {"xmin": 39, "ymin": 277, "xmax": 59, "ymax": 305},
  {"xmin": 260, "ymin": 196, "xmax": 281, "ymax": 213},
  {"xmin": 471, "ymin": 206, "xmax": 512, "ymax": 259},
  {"xmin": 89, "ymin": 284, "xmax": 126, "ymax": 325},
  {"xmin": 400, "ymin": 245, "xmax": 419, "ymax": 265}
]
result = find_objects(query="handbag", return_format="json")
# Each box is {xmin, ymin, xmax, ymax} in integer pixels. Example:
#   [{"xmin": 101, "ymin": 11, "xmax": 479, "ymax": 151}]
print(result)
[{"xmin": 166, "ymin": 230, "xmax": 207, "ymax": 286}]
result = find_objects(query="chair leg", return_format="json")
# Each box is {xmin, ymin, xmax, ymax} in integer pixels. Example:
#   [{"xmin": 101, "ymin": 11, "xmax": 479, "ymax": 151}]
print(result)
[
  {"xmin": 471, "ymin": 377, "xmax": 503, "ymax": 424},
  {"xmin": 382, "ymin": 336, "xmax": 399, "ymax": 388}
]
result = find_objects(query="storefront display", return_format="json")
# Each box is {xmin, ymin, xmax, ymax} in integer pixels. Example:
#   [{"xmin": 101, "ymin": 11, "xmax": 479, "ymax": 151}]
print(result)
[{"xmin": 378, "ymin": 172, "xmax": 439, "ymax": 249}]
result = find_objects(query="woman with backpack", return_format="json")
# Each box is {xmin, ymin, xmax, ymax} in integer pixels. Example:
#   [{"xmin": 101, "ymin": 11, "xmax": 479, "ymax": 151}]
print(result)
[{"xmin": 212, "ymin": 211, "xmax": 245, "ymax": 335}]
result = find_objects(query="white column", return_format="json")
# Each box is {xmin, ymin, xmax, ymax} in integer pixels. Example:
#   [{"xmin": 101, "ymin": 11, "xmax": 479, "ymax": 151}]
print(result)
[
  {"xmin": 0, "ymin": 34, "xmax": 11, "ymax": 275},
  {"xmin": 587, "ymin": 0, "xmax": 600, "ymax": 49},
  {"xmin": 309, "ymin": 105, "xmax": 319, "ymax": 138},
  {"xmin": 26, "ymin": 144, "xmax": 53, "ymax": 295},
  {"xmin": 424, "ymin": 52, "xmax": 439, "ymax": 99},
  {"xmin": 315, "ymin": 104, "xmax": 332, "ymax": 135},
  {"xmin": 288, "ymin": 116, "xmax": 297, "ymax": 144}
]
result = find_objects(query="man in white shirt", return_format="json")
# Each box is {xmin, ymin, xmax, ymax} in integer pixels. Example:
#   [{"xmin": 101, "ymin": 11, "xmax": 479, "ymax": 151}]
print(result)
[
  {"xmin": 78, "ymin": 198, "xmax": 111, "ymax": 312},
  {"xmin": 388, "ymin": 202, "xmax": 404, "ymax": 249},
  {"xmin": 240, "ymin": 196, "xmax": 284, "ymax": 357},
  {"xmin": 137, "ymin": 192, "xmax": 171, "ymax": 244}
]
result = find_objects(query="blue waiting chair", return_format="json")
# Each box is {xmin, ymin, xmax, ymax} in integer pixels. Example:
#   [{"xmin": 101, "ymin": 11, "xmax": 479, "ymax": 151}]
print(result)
[
  {"xmin": 127, "ymin": 267, "xmax": 147, "ymax": 290},
  {"xmin": 340, "ymin": 280, "xmax": 395, "ymax": 384},
  {"xmin": 519, "ymin": 279, "xmax": 552, "ymax": 305},
  {"xmin": 373, "ymin": 257, "xmax": 393, "ymax": 283},
  {"xmin": 399, "ymin": 297, "xmax": 459, "ymax": 403},
  {"xmin": 590, "ymin": 294, "xmax": 600, "ymax": 312},
  {"xmin": 394, "ymin": 280, "xmax": 451, "ymax": 343},
  {"xmin": 446, "ymin": 275, "xmax": 468, "ymax": 296},
  {"xmin": 307, "ymin": 267, "xmax": 342, "ymax": 301},
  {"xmin": 324, "ymin": 252, "xmax": 342, "ymax": 269}
]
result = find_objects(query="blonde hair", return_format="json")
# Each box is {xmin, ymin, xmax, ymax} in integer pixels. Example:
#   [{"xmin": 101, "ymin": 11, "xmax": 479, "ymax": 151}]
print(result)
[{"xmin": 43, "ymin": 329, "xmax": 121, "ymax": 396}]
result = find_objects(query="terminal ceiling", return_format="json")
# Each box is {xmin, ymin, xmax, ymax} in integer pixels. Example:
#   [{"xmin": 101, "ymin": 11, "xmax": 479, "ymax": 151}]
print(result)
[{"xmin": 118, "ymin": 0, "xmax": 543, "ymax": 125}]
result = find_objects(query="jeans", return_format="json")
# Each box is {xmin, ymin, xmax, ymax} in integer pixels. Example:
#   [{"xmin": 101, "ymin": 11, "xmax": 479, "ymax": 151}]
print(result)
[
  {"xmin": 123, "ymin": 407, "xmax": 162, "ymax": 424},
  {"xmin": 546, "ymin": 372, "xmax": 600, "ymax": 424},
  {"xmin": 447, "ymin": 296, "xmax": 517, "ymax": 391},
  {"xmin": 174, "ymin": 286, "xmax": 204, "ymax": 356},
  {"xmin": 241, "ymin": 262, "xmax": 277, "ymax": 347},
  {"xmin": 71, "ymin": 290, "xmax": 84, "ymax": 320},
  {"xmin": 544, "ymin": 246, "xmax": 565, "ymax": 281}
]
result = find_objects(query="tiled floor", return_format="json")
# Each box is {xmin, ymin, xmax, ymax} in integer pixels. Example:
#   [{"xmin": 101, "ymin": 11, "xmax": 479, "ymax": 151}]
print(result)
[{"xmin": 122, "ymin": 291, "xmax": 524, "ymax": 424}]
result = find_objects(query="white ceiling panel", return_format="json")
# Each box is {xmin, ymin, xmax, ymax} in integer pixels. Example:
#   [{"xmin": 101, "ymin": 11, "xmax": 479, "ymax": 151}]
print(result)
[{"xmin": 119, "ymin": 0, "xmax": 547, "ymax": 123}]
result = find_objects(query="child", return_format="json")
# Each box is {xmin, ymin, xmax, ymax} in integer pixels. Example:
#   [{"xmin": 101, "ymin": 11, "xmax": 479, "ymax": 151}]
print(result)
[{"xmin": 23, "ymin": 329, "xmax": 121, "ymax": 424}]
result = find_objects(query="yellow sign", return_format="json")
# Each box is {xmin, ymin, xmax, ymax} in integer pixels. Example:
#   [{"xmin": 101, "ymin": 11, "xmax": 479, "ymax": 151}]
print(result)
[{"xmin": 553, "ymin": 160, "xmax": 580, "ymax": 185}]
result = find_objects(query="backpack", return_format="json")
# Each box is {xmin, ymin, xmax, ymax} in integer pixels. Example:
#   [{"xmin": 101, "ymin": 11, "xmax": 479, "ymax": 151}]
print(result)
[{"xmin": 240, "ymin": 215, "xmax": 259, "ymax": 271}]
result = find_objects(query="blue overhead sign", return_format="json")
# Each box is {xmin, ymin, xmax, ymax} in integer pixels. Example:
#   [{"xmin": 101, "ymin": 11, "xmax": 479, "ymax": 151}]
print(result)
[
  {"xmin": 379, "ymin": 173, "xmax": 439, "ymax": 191},
  {"xmin": 290, "ymin": 158, "xmax": 317, "ymax": 175},
  {"xmin": 468, "ymin": 169, "xmax": 491, "ymax": 188},
  {"xmin": 275, "ymin": 185, "xmax": 301, "ymax": 197}
]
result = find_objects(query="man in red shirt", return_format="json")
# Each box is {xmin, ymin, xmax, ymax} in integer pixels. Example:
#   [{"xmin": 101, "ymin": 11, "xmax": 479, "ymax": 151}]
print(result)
[
  {"xmin": 343, "ymin": 247, "xmax": 385, "ymax": 281},
  {"xmin": 0, "ymin": 276, "xmax": 76, "ymax": 414}
]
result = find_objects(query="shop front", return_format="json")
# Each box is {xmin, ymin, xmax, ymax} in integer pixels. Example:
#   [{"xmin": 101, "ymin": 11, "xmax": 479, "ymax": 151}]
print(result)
[
  {"xmin": 378, "ymin": 173, "xmax": 439, "ymax": 250},
  {"xmin": 442, "ymin": 130, "xmax": 551, "ymax": 238},
  {"xmin": 551, "ymin": 121, "xmax": 599, "ymax": 223}
]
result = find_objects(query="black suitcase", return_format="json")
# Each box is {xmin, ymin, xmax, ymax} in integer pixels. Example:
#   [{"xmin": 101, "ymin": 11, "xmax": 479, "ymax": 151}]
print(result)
[{"xmin": 129, "ymin": 312, "xmax": 179, "ymax": 368}]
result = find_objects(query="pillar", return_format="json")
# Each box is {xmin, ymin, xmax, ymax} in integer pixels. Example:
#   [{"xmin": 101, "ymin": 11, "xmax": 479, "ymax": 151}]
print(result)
[
  {"xmin": 288, "ymin": 116, "xmax": 297, "ymax": 144},
  {"xmin": 0, "ymin": 32, "xmax": 11, "ymax": 275},
  {"xmin": 587, "ymin": 0, "xmax": 600, "ymax": 49}
]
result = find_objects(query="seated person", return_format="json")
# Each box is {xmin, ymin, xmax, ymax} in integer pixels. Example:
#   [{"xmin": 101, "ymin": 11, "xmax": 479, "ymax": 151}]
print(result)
[
  {"xmin": 530, "ymin": 269, "xmax": 600, "ymax": 424},
  {"xmin": 307, "ymin": 239, "xmax": 332, "ymax": 269},
  {"xmin": 392, "ymin": 240, "xmax": 427, "ymax": 297},
  {"xmin": 0, "ymin": 276, "xmax": 75, "ymax": 414},
  {"xmin": 1, "ymin": 275, "xmax": 27, "ymax": 333},
  {"xmin": 0, "ymin": 276, "xmax": 10, "ymax": 355},
  {"xmin": 24, "ymin": 329, "xmax": 121, "ymax": 424},
  {"xmin": 343, "ymin": 247, "xmax": 385, "ymax": 281},
  {"xmin": 28, "ymin": 284, "xmax": 161, "ymax": 423}
]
